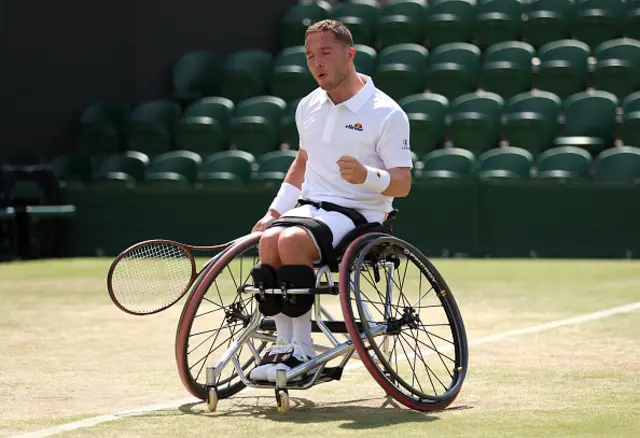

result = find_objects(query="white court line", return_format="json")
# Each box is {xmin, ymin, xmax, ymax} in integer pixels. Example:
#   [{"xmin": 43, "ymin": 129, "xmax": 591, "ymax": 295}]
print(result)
[{"xmin": 11, "ymin": 300, "xmax": 640, "ymax": 438}]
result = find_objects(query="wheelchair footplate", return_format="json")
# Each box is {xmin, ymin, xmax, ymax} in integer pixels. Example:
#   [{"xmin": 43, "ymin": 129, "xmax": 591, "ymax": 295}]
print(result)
[{"xmin": 249, "ymin": 365, "xmax": 344, "ymax": 387}]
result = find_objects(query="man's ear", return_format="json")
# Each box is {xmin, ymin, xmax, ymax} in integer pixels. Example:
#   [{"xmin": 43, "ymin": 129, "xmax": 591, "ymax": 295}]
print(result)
[{"xmin": 347, "ymin": 46, "xmax": 356, "ymax": 62}]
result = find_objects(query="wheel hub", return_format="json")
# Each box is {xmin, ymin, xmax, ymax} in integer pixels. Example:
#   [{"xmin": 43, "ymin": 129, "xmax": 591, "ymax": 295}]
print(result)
[
  {"xmin": 386, "ymin": 306, "xmax": 420, "ymax": 335},
  {"xmin": 224, "ymin": 302, "xmax": 250, "ymax": 326}
]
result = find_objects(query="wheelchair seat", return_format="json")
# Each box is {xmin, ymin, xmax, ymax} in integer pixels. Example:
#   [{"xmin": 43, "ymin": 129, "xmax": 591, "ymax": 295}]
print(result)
[{"xmin": 323, "ymin": 209, "xmax": 398, "ymax": 272}]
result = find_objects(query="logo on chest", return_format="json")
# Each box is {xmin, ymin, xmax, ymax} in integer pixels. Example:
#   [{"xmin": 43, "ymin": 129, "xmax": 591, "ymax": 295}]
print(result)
[{"xmin": 345, "ymin": 123, "xmax": 363, "ymax": 132}]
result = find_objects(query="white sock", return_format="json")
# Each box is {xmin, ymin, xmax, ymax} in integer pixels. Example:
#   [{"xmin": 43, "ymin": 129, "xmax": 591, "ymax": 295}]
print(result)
[
  {"xmin": 291, "ymin": 309, "xmax": 316, "ymax": 358},
  {"xmin": 273, "ymin": 313, "xmax": 293, "ymax": 345}
]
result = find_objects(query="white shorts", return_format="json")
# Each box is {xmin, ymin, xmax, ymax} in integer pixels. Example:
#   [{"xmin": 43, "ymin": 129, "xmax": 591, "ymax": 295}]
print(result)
[{"xmin": 273, "ymin": 204, "xmax": 387, "ymax": 263}]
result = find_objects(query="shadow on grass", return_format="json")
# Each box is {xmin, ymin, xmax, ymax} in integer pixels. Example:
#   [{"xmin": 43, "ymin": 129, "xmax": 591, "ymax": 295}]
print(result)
[{"xmin": 174, "ymin": 395, "xmax": 473, "ymax": 430}]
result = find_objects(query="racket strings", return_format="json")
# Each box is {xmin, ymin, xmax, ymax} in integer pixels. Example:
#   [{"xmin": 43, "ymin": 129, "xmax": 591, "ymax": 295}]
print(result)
[{"xmin": 111, "ymin": 242, "xmax": 193, "ymax": 313}]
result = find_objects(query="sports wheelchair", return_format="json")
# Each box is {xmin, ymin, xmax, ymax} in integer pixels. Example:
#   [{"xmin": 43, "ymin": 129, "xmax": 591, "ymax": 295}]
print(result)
[{"xmin": 172, "ymin": 211, "xmax": 469, "ymax": 414}]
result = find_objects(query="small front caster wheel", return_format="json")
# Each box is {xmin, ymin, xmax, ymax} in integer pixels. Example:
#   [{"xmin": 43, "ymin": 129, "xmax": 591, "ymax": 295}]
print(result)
[
  {"xmin": 207, "ymin": 388, "xmax": 218, "ymax": 412},
  {"xmin": 276, "ymin": 390, "xmax": 290, "ymax": 414}
]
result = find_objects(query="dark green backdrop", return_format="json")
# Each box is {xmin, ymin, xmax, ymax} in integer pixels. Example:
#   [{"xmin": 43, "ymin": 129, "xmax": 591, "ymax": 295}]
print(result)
[{"xmin": 58, "ymin": 179, "xmax": 640, "ymax": 259}]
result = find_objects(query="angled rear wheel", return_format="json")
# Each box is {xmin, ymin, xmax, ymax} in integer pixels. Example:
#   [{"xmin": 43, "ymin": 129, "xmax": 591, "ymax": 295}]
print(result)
[{"xmin": 339, "ymin": 234, "xmax": 468, "ymax": 411}]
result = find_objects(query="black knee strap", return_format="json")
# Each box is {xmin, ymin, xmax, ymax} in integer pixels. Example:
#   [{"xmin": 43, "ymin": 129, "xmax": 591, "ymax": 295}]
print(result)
[
  {"xmin": 278, "ymin": 265, "xmax": 315, "ymax": 317},
  {"xmin": 269, "ymin": 216, "xmax": 334, "ymax": 264},
  {"xmin": 250, "ymin": 264, "xmax": 281, "ymax": 316}
]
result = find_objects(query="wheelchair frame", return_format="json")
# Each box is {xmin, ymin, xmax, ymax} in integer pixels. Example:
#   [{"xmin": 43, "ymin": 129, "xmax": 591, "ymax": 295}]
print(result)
[{"xmin": 174, "ymin": 231, "xmax": 469, "ymax": 414}]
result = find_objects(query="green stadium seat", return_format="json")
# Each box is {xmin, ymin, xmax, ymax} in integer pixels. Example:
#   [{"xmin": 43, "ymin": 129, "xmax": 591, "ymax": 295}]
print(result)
[
  {"xmin": 535, "ymin": 146, "xmax": 592, "ymax": 181},
  {"xmin": 220, "ymin": 49, "xmax": 273, "ymax": 103},
  {"xmin": 49, "ymin": 154, "xmax": 94, "ymax": 188},
  {"xmin": 353, "ymin": 44, "xmax": 377, "ymax": 75},
  {"xmin": 448, "ymin": 91, "xmax": 504, "ymax": 155},
  {"xmin": 503, "ymin": 90, "xmax": 561, "ymax": 154},
  {"xmin": 376, "ymin": 0, "xmax": 428, "ymax": 48},
  {"xmin": 76, "ymin": 102, "xmax": 129, "ymax": 155},
  {"xmin": 416, "ymin": 147, "xmax": 475, "ymax": 179},
  {"xmin": 95, "ymin": 151, "xmax": 150, "ymax": 187},
  {"xmin": 270, "ymin": 46, "xmax": 317, "ymax": 102},
  {"xmin": 280, "ymin": 1, "xmax": 331, "ymax": 48},
  {"xmin": 280, "ymin": 99, "xmax": 301, "ymax": 149},
  {"xmin": 255, "ymin": 150, "xmax": 298, "ymax": 186},
  {"xmin": 571, "ymin": 0, "xmax": 625, "ymax": 49},
  {"xmin": 229, "ymin": 96, "xmax": 287, "ymax": 155},
  {"xmin": 424, "ymin": 0, "xmax": 475, "ymax": 48},
  {"xmin": 623, "ymin": 0, "xmax": 640, "ymax": 40},
  {"xmin": 533, "ymin": 40, "xmax": 590, "ymax": 99},
  {"xmin": 126, "ymin": 100, "xmax": 181, "ymax": 156},
  {"xmin": 196, "ymin": 150, "xmax": 256, "ymax": 188},
  {"xmin": 399, "ymin": 92, "xmax": 449, "ymax": 156},
  {"xmin": 480, "ymin": 41, "xmax": 535, "ymax": 99},
  {"xmin": 424, "ymin": 42, "xmax": 480, "ymax": 100},
  {"xmin": 594, "ymin": 146, "xmax": 640, "ymax": 183},
  {"xmin": 521, "ymin": 0, "xmax": 572, "ymax": 49},
  {"xmin": 553, "ymin": 90, "xmax": 618, "ymax": 155},
  {"xmin": 176, "ymin": 97, "xmax": 234, "ymax": 155},
  {"xmin": 620, "ymin": 92, "xmax": 640, "ymax": 147},
  {"xmin": 477, "ymin": 146, "xmax": 533, "ymax": 179},
  {"xmin": 330, "ymin": 0, "xmax": 380, "ymax": 47},
  {"xmin": 472, "ymin": 0, "xmax": 523, "ymax": 49},
  {"xmin": 373, "ymin": 43, "xmax": 428, "ymax": 101},
  {"xmin": 591, "ymin": 38, "xmax": 640, "ymax": 101},
  {"xmin": 171, "ymin": 50, "xmax": 221, "ymax": 104},
  {"xmin": 143, "ymin": 150, "xmax": 202, "ymax": 188}
]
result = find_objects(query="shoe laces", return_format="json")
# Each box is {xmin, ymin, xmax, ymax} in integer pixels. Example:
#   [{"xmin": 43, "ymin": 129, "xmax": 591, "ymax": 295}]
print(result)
[
  {"xmin": 268, "ymin": 339, "xmax": 291, "ymax": 355},
  {"xmin": 291, "ymin": 341, "xmax": 312, "ymax": 362}
]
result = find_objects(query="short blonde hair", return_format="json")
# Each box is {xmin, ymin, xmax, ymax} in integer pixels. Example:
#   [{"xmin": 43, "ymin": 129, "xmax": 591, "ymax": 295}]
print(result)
[{"xmin": 305, "ymin": 19, "xmax": 354, "ymax": 46}]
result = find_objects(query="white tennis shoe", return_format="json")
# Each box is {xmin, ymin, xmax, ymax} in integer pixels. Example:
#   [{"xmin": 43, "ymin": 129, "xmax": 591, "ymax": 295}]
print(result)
[
  {"xmin": 249, "ymin": 340, "xmax": 290, "ymax": 381},
  {"xmin": 266, "ymin": 341, "xmax": 316, "ymax": 382}
]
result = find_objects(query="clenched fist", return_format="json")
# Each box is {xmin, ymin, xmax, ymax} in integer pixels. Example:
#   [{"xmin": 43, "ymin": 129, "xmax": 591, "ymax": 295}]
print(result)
[{"xmin": 337, "ymin": 155, "xmax": 366, "ymax": 184}]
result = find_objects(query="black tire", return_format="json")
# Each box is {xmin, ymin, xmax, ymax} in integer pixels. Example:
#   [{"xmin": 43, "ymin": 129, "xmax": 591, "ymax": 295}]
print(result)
[
  {"xmin": 340, "ymin": 233, "xmax": 468, "ymax": 411},
  {"xmin": 175, "ymin": 233, "xmax": 269, "ymax": 400}
]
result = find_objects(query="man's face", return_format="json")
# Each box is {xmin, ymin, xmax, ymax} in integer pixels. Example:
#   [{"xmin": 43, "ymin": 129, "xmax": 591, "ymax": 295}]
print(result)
[{"xmin": 305, "ymin": 31, "xmax": 352, "ymax": 91}]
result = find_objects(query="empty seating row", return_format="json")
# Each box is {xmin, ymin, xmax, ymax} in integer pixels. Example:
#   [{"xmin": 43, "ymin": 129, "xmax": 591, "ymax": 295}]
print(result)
[
  {"xmin": 282, "ymin": 0, "xmax": 640, "ymax": 50},
  {"xmin": 76, "ymin": 89, "xmax": 640, "ymax": 159},
  {"xmin": 414, "ymin": 145, "xmax": 640, "ymax": 184},
  {"xmin": 171, "ymin": 37, "xmax": 640, "ymax": 110},
  {"xmin": 77, "ymin": 96, "xmax": 299, "ymax": 157},
  {"xmin": 47, "ymin": 144, "xmax": 640, "ymax": 189},
  {"xmin": 401, "ymin": 89, "xmax": 640, "ymax": 156},
  {"xmin": 49, "ymin": 150, "xmax": 300, "ymax": 189},
  {"xmin": 372, "ymin": 38, "xmax": 640, "ymax": 101}
]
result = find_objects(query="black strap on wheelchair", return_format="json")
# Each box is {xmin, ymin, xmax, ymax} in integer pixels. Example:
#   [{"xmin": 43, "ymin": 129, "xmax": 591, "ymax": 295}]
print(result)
[
  {"xmin": 268, "ymin": 198, "xmax": 397, "ymax": 270},
  {"xmin": 295, "ymin": 198, "xmax": 368, "ymax": 228}
]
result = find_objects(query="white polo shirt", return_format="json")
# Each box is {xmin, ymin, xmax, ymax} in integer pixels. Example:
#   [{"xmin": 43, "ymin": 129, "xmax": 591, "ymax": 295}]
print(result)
[{"xmin": 295, "ymin": 74, "xmax": 413, "ymax": 215}]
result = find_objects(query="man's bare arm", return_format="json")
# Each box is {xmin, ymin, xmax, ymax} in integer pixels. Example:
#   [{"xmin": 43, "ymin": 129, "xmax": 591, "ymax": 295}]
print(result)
[
  {"xmin": 382, "ymin": 167, "xmax": 412, "ymax": 198},
  {"xmin": 283, "ymin": 148, "xmax": 308, "ymax": 190},
  {"xmin": 266, "ymin": 149, "xmax": 308, "ymax": 218}
]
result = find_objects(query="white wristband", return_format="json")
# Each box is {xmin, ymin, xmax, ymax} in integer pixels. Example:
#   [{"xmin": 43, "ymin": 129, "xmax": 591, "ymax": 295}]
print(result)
[
  {"xmin": 269, "ymin": 182, "xmax": 302, "ymax": 215},
  {"xmin": 362, "ymin": 166, "xmax": 391, "ymax": 193}
]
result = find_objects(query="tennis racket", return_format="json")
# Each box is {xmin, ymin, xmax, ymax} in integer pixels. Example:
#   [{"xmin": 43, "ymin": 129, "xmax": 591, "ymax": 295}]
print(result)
[{"xmin": 106, "ymin": 237, "xmax": 244, "ymax": 316}]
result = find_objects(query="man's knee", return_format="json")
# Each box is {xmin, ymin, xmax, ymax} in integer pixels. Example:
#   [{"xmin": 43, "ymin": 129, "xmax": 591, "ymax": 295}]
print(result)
[
  {"xmin": 277, "ymin": 227, "xmax": 319, "ymax": 263},
  {"xmin": 259, "ymin": 227, "xmax": 282, "ymax": 260}
]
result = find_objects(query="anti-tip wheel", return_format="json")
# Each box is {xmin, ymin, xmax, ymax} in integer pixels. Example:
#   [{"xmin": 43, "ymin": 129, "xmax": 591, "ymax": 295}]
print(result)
[
  {"xmin": 207, "ymin": 388, "xmax": 218, "ymax": 412},
  {"xmin": 277, "ymin": 391, "xmax": 290, "ymax": 414}
]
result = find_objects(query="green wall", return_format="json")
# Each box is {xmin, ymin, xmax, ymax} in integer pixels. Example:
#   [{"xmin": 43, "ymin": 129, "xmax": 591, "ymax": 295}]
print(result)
[{"xmin": 57, "ymin": 179, "xmax": 640, "ymax": 259}]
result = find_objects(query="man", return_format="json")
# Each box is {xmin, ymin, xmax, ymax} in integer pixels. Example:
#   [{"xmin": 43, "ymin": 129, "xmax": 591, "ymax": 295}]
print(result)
[{"xmin": 248, "ymin": 19, "xmax": 413, "ymax": 382}]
